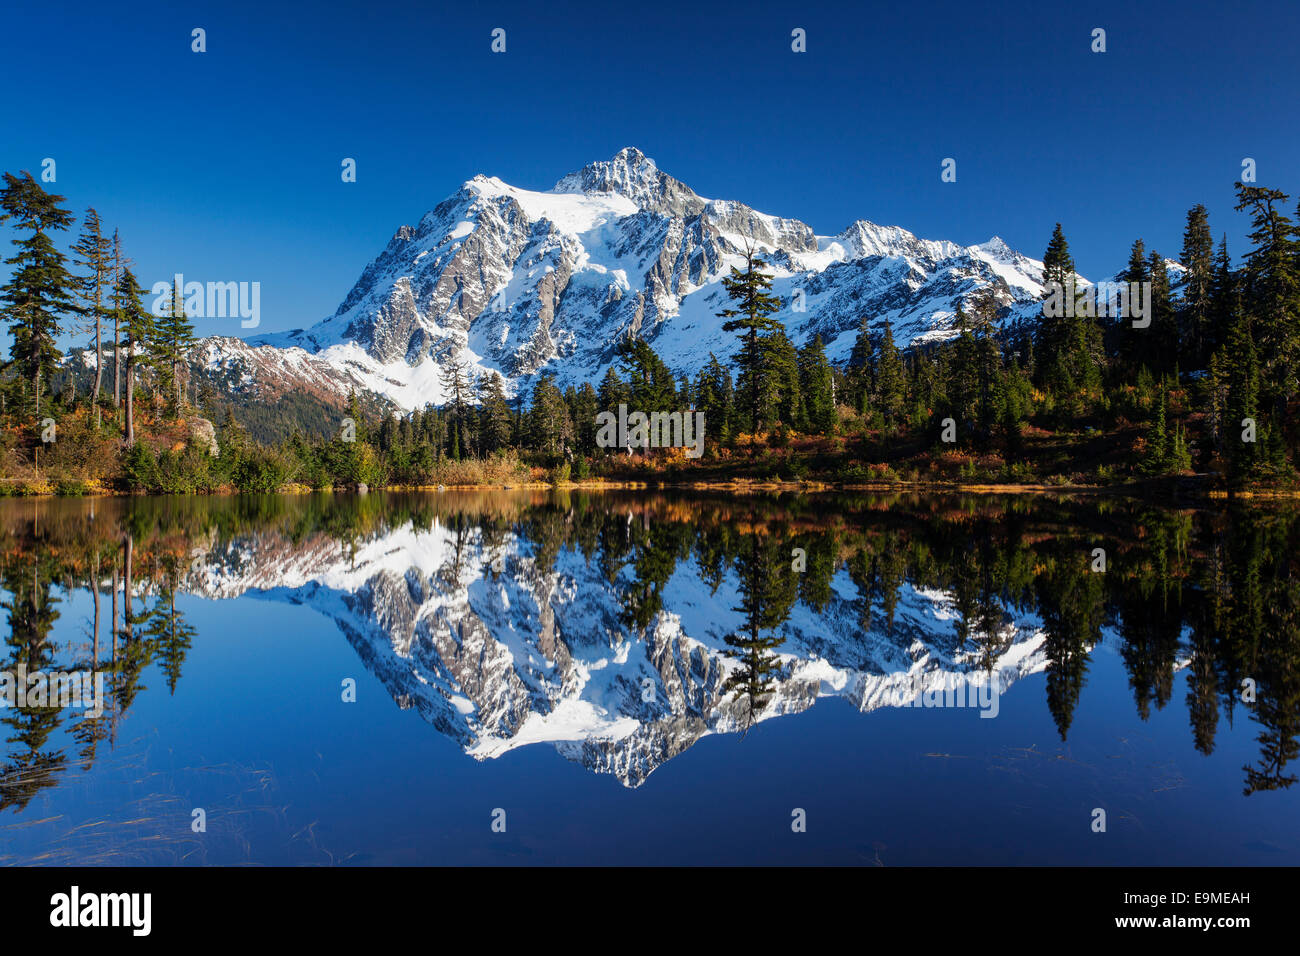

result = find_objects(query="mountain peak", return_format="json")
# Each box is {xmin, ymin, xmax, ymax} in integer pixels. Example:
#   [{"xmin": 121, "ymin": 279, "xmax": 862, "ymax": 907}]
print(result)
[
  {"xmin": 552, "ymin": 147, "xmax": 706, "ymax": 217},
  {"xmin": 975, "ymin": 236, "xmax": 1014, "ymax": 258},
  {"xmin": 611, "ymin": 145, "xmax": 652, "ymax": 167},
  {"xmin": 837, "ymin": 219, "xmax": 962, "ymax": 261},
  {"xmin": 227, "ymin": 153, "xmax": 1070, "ymax": 412}
]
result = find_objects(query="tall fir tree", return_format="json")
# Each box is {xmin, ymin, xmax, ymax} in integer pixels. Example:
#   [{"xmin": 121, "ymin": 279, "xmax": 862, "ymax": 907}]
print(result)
[
  {"xmin": 1147, "ymin": 251, "xmax": 1177, "ymax": 374},
  {"xmin": 1180, "ymin": 203, "xmax": 1215, "ymax": 366},
  {"xmin": 109, "ymin": 229, "xmax": 130, "ymax": 408},
  {"xmin": 1233, "ymin": 184, "xmax": 1299, "ymax": 408},
  {"xmin": 797, "ymin": 335, "xmax": 836, "ymax": 435},
  {"xmin": 114, "ymin": 266, "xmax": 155, "ymax": 446},
  {"xmin": 693, "ymin": 352, "xmax": 734, "ymax": 447},
  {"xmin": 567, "ymin": 381, "xmax": 600, "ymax": 456},
  {"xmin": 153, "ymin": 281, "xmax": 195, "ymax": 415},
  {"xmin": 0, "ymin": 171, "xmax": 77, "ymax": 419},
  {"xmin": 875, "ymin": 319, "xmax": 906, "ymax": 432},
  {"xmin": 1114, "ymin": 238, "xmax": 1150, "ymax": 369},
  {"xmin": 969, "ymin": 289, "xmax": 1004, "ymax": 443},
  {"xmin": 476, "ymin": 371, "xmax": 513, "ymax": 454},
  {"xmin": 597, "ymin": 366, "xmax": 627, "ymax": 414},
  {"xmin": 1042, "ymin": 222, "xmax": 1074, "ymax": 290},
  {"xmin": 438, "ymin": 360, "xmax": 471, "ymax": 460},
  {"xmin": 1225, "ymin": 308, "xmax": 1261, "ymax": 481},
  {"xmin": 616, "ymin": 337, "xmax": 677, "ymax": 413},
  {"xmin": 846, "ymin": 315, "xmax": 876, "ymax": 418},
  {"xmin": 944, "ymin": 307, "xmax": 980, "ymax": 440},
  {"xmin": 764, "ymin": 330, "xmax": 801, "ymax": 429},
  {"xmin": 71, "ymin": 207, "xmax": 113, "ymax": 411},
  {"xmin": 528, "ymin": 372, "xmax": 571, "ymax": 457},
  {"xmin": 1036, "ymin": 222, "xmax": 1102, "ymax": 416},
  {"xmin": 717, "ymin": 245, "xmax": 785, "ymax": 435}
]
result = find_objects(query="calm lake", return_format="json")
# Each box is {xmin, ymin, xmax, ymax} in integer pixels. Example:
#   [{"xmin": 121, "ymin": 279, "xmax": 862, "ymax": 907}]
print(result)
[{"xmin": 1, "ymin": 490, "xmax": 1297, "ymax": 865}]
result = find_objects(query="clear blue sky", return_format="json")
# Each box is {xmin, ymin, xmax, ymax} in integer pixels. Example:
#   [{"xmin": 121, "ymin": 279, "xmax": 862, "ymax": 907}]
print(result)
[{"xmin": 2, "ymin": 0, "xmax": 1297, "ymax": 340}]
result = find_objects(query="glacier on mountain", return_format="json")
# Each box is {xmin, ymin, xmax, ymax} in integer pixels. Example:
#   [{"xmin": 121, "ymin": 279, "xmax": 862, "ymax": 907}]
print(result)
[{"xmin": 200, "ymin": 147, "xmax": 1087, "ymax": 411}]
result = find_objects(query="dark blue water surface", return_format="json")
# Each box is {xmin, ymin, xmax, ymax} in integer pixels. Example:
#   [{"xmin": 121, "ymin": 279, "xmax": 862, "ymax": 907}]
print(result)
[{"xmin": 1, "ymin": 491, "xmax": 1296, "ymax": 865}]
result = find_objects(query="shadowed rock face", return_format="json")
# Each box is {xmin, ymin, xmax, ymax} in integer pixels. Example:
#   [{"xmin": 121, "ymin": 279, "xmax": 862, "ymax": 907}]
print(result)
[
  {"xmin": 184, "ymin": 517, "xmax": 1053, "ymax": 788},
  {"xmin": 223, "ymin": 148, "xmax": 1088, "ymax": 411}
]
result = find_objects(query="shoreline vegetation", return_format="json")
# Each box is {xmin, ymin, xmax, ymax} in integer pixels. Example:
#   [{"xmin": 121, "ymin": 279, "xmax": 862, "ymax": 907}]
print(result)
[
  {"xmin": 6, "ymin": 474, "xmax": 1300, "ymax": 499},
  {"xmin": 3, "ymin": 171, "xmax": 1299, "ymax": 499}
]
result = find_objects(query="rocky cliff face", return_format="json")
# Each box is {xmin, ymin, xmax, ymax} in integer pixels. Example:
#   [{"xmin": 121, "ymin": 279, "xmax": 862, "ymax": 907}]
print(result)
[{"xmin": 196, "ymin": 147, "xmax": 1077, "ymax": 411}]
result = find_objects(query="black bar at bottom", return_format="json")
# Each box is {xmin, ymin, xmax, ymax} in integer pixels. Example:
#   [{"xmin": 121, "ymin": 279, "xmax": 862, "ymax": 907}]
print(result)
[{"xmin": 3, "ymin": 865, "xmax": 1277, "ymax": 941}]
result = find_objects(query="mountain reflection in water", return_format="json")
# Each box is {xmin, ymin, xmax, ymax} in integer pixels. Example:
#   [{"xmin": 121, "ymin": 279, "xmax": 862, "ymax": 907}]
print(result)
[{"xmin": 1, "ymin": 491, "xmax": 1297, "ymax": 864}]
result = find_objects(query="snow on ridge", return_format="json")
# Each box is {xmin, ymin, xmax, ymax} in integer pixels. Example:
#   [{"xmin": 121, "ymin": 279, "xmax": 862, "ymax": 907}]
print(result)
[
  {"xmin": 468, "ymin": 174, "xmax": 639, "ymax": 235},
  {"xmin": 201, "ymin": 148, "xmax": 1156, "ymax": 412}
]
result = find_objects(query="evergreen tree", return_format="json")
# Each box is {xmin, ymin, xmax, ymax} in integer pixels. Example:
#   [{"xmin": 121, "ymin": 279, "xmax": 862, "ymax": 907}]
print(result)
[
  {"xmin": 1142, "ymin": 385, "xmax": 1172, "ymax": 474},
  {"xmin": 1147, "ymin": 251, "xmax": 1177, "ymax": 374},
  {"xmin": 1180, "ymin": 203, "xmax": 1215, "ymax": 366},
  {"xmin": 114, "ymin": 266, "xmax": 155, "ymax": 446},
  {"xmin": 1233, "ymin": 184, "xmax": 1299, "ymax": 407},
  {"xmin": 438, "ymin": 360, "xmax": 472, "ymax": 459},
  {"xmin": 1206, "ymin": 346, "xmax": 1231, "ymax": 461},
  {"xmin": 969, "ymin": 289, "xmax": 1003, "ymax": 442},
  {"xmin": 1225, "ymin": 310, "xmax": 1262, "ymax": 482},
  {"xmin": 717, "ymin": 245, "xmax": 785, "ymax": 435},
  {"xmin": 109, "ymin": 230, "xmax": 129, "ymax": 408},
  {"xmin": 344, "ymin": 389, "xmax": 369, "ymax": 444},
  {"xmin": 676, "ymin": 372, "xmax": 693, "ymax": 408},
  {"xmin": 528, "ymin": 372, "xmax": 571, "ymax": 456},
  {"xmin": 476, "ymin": 371, "xmax": 513, "ymax": 453},
  {"xmin": 1209, "ymin": 235, "xmax": 1236, "ymax": 337},
  {"xmin": 847, "ymin": 315, "xmax": 874, "ymax": 372},
  {"xmin": 597, "ymin": 366, "xmax": 627, "ymax": 413},
  {"xmin": 0, "ymin": 171, "xmax": 77, "ymax": 419},
  {"xmin": 325, "ymin": 390, "xmax": 380, "ymax": 486},
  {"xmin": 846, "ymin": 315, "xmax": 875, "ymax": 418},
  {"xmin": 153, "ymin": 280, "xmax": 195, "ymax": 415},
  {"xmin": 1042, "ymin": 222, "xmax": 1075, "ymax": 290},
  {"xmin": 875, "ymin": 319, "xmax": 906, "ymax": 431},
  {"xmin": 797, "ymin": 335, "xmax": 836, "ymax": 435},
  {"xmin": 1115, "ymin": 238, "xmax": 1150, "ymax": 369},
  {"xmin": 944, "ymin": 308, "xmax": 980, "ymax": 440},
  {"xmin": 616, "ymin": 337, "xmax": 676, "ymax": 413},
  {"xmin": 71, "ymin": 207, "xmax": 113, "ymax": 410},
  {"xmin": 764, "ymin": 330, "xmax": 801, "ymax": 429},
  {"xmin": 906, "ymin": 348, "xmax": 942, "ymax": 432},
  {"xmin": 568, "ymin": 382, "xmax": 600, "ymax": 456},
  {"xmin": 994, "ymin": 362, "xmax": 1032, "ymax": 458},
  {"xmin": 1035, "ymin": 223, "xmax": 1102, "ymax": 418},
  {"xmin": 693, "ymin": 353, "xmax": 734, "ymax": 448}
]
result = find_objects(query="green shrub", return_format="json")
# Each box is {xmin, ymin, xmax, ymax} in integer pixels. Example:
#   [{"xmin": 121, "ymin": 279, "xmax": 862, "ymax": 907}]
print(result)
[
  {"xmin": 120, "ymin": 443, "xmax": 158, "ymax": 491},
  {"xmin": 231, "ymin": 447, "xmax": 291, "ymax": 492},
  {"xmin": 54, "ymin": 477, "xmax": 90, "ymax": 496}
]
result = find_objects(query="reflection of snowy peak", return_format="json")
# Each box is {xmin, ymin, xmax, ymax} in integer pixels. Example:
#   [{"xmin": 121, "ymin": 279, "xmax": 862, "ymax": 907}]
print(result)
[
  {"xmin": 202, "ymin": 148, "xmax": 1077, "ymax": 411},
  {"xmin": 184, "ymin": 520, "xmax": 1060, "ymax": 787}
]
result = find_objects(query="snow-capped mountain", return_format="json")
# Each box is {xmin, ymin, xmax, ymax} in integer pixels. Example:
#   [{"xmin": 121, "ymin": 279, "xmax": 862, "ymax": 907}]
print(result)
[
  {"xmin": 199, "ymin": 147, "xmax": 1074, "ymax": 411},
  {"xmin": 180, "ymin": 514, "xmax": 1071, "ymax": 788}
]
